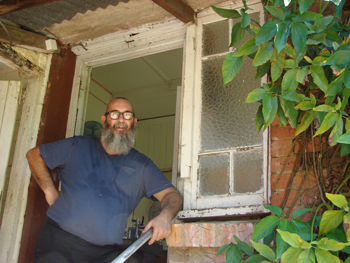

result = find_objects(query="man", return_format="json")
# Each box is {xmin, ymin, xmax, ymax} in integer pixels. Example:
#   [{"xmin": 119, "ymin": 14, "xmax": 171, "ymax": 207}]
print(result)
[{"xmin": 26, "ymin": 97, "xmax": 183, "ymax": 263}]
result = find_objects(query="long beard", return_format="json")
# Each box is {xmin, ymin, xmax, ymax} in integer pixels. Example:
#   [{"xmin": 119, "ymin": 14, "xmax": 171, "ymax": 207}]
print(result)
[{"xmin": 100, "ymin": 122, "xmax": 136, "ymax": 155}]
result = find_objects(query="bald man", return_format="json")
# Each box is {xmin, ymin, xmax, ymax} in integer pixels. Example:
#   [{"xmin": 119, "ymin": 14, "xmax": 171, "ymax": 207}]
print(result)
[{"xmin": 26, "ymin": 97, "xmax": 182, "ymax": 263}]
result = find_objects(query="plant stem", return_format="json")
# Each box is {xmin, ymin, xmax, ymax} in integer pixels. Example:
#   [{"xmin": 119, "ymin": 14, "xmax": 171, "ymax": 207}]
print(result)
[
  {"xmin": 310, "ymin": 203, "xmax": 332, "ymax": 242},
  {"xmin": 335, "ymin": 173, "xmax": 350, "ymax": 195}
]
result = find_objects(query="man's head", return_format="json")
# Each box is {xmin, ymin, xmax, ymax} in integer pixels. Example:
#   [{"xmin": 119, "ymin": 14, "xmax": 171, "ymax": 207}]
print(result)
[{"xmin": 100, "ymin": 97, "xmax": 138, "ymax": 154}]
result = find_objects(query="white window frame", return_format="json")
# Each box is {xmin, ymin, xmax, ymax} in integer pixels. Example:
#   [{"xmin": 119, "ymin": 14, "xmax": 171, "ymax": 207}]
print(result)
[{"xmin": 178, "ymin": 1, "xmax": 271, "ymax": 219}]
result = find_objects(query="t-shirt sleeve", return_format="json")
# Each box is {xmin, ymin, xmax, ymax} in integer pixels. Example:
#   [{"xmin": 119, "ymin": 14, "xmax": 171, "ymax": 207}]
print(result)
[
  {"xmin": 142, "ymin": 159, "xmax": 173, "ymax": 198},
  {"xmin": 39, "ymin": 137, "xmax": 75, "ymax": 170}
]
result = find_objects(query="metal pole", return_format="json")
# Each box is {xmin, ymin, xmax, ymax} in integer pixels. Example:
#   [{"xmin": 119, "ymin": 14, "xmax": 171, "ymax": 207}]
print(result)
[{"xmin": 111, "ymin": 229, "xmax": 153, "ymax": 263}]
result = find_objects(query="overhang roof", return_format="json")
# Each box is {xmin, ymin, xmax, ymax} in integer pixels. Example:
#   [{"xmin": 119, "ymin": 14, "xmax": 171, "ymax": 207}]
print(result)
[{"xmin": 0, "ymin": 0, "xmax": 227, "ymax": 47}]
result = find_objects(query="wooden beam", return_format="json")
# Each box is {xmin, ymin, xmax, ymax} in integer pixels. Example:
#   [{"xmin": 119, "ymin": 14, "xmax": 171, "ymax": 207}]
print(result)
[
  {"xmin": 151, "ymin": 0, "xmax": 196, "ymax": 24},
  {"xmin": 0, "ymin": 24, "xmax": 57, "ymax": 53},
  {"xmin": 0, "ymin": 0, "xmax": 60, "ymax": 15}
]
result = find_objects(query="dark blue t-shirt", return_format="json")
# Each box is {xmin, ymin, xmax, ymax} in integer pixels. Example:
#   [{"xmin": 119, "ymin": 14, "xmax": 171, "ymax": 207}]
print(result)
[{"xmin": 39, "ymin": 136, "xmax": 173, "ymax": 245}]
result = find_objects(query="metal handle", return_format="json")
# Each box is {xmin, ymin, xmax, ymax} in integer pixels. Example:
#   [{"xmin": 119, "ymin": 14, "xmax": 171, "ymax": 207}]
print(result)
[{"xmin": 111, "ymin": 229, "xmax": 153, "ymax": 263}]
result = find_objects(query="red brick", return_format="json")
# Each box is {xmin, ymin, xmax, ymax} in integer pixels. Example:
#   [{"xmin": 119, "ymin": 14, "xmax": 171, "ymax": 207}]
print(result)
[
  {"xmin": 271, "ymin": 156, "xmax": 297, "ymax": 173},
  {"xmin": 271, "ymin": 125, "xmax": 296, "ymax": 140},
  {"xmin": 271, "ymin": 172, "xmax": 292, "ymax": 190},
  {"xmin": 303, "ymin": 189, "xmax": 320, "ymax": 205},
  {"xmin": 271, "ymin": 116, "xmax": 280, "ymax": 126},
  {"xmin": 185, "ymin": 223, "xmax": 200, "ymax": 247},
  {"xmin": 295, "ymin": 172, "xmax": 318, "ymax": 188},
  {"xmin": 271, "ymin": 190, "xmax": 299, "ymax": 207},
  {"xmin": 200, "ymin": 223, "xmax": 216, "ymax": 247},
  {"xmin": 271, "ymin": 139, "xmax": 294, "ymax": 156}
]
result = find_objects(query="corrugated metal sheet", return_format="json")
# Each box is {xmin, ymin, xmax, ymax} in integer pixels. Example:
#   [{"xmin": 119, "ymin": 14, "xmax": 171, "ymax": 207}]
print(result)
[{"xmin": 1, "ymin": 0, "xmax": 129, "ymax": 35}]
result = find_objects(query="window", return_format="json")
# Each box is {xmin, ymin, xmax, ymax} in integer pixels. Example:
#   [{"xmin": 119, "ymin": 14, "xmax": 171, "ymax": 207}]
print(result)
[{"xmin": 178, "ymin": 2, "xmax": 269, "ymax": 219}]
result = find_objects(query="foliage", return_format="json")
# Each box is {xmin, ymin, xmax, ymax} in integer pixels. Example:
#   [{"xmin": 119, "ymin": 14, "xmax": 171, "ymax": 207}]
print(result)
[
  {"xmin": 217, "ymin": 193, "xmax": 350, "ymax": 262},
  {"xmin": 212, "ymin": 0, "xmax": 350, "ymax": 157}
]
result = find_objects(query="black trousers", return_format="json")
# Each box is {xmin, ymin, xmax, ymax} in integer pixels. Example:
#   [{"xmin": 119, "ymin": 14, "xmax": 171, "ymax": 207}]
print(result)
[{"xmin": 35, "ymin": 217, "xmax": 142, "ymax": 263}]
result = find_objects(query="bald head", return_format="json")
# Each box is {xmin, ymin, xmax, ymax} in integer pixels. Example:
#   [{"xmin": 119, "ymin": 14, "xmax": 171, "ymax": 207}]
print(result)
[{"xmin": 106, "ymin": 97, "xmax": 134, "ymax": 113}]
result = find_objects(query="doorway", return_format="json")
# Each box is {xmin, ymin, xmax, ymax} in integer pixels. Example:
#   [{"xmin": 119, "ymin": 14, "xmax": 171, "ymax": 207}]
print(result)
[{"xmin": 84, "ymin": 48, "xmax": 183, "ymax": 261}]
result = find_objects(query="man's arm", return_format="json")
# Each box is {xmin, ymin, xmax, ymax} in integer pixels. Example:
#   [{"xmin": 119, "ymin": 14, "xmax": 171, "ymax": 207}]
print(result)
[
  {"xmin": 142, "ymin": 186, "xmax": 182, "ymax": 245},
  {"xmin": 26, "ymin": 147, "xmax": 59, "ymax": 206}
]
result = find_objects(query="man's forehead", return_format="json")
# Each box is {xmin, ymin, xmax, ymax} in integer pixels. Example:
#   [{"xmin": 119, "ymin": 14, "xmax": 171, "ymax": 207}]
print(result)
[{"xmin": 107, "ymin": 98, "xmax": 134, "ymax": 112}]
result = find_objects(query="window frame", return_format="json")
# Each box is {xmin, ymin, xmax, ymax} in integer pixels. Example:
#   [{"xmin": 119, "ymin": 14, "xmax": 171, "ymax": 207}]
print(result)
[{"xmin": 178, "ymin": 1, "xmax": 270, "ymax": 219}]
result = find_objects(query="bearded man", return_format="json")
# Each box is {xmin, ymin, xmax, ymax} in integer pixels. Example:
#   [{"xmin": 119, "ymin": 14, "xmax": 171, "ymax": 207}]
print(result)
[{"xmin": 26, "ymin": 97, "xmax": 183, "ymax": 263}]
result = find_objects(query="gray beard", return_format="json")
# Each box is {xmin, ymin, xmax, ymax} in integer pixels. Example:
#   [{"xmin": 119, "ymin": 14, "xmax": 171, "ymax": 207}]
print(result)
[{"xmin": 100, "ymin": 122, "xmax": 136, "ymax": 155}]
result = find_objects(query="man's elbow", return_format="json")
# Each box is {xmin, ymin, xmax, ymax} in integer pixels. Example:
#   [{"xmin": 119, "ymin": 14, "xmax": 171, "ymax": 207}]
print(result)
[{"xmin": 26, "ymin": 147, "xmax": 40, "ymax": 162}]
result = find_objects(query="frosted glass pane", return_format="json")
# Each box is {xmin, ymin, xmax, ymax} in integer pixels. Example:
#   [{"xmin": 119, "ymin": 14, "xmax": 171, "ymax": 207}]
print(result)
[
  {"xmin": 200, "ymin": 55, "xmax": 263, "ymax": 151},
  {"xmin": 199, "ymin": 154, "xmax": 229, "ymax": 196},
  {"xmin": 234, "ymin": 150, "xmax": 263, "ymax": 193},
  {"xmin": 202, "ymin": 20, "xmax": 229, "ymax": 56}
]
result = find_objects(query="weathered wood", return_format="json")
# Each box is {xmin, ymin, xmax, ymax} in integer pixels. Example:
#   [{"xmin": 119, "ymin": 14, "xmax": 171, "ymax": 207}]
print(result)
[
  {"xmin": 0, "ymin": 24, "xmax": 56, "ymax": 53},
  {"xmin": 0, "ymin": 0, "xmax": 59, "ymax": 15},
  {"xmin": 151, "ymin": 0, "xmax": 195, "ymax": 24}
]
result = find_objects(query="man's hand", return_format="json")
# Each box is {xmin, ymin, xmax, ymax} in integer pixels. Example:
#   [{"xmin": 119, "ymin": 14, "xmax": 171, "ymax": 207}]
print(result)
[
  {"xmin": 44, "ymin": 186, "xmax": 60, "ymax": 206},
  {"xmin": 142, "ymin": 213, "xmax": 172, "ymax": 245},
  {"xmin": 142, "ymin": 187, "xmax": 182, "ymax": 245}
]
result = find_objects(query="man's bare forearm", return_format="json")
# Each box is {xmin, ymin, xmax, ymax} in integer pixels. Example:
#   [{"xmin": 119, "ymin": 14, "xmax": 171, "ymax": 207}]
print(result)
[
  {"xmin": 159, "ymin": 190, "xmax": 183, "ymax": 220},
  {"xmin": 26, "ymin": 147, "xmax": 59, "ymax": 205}
]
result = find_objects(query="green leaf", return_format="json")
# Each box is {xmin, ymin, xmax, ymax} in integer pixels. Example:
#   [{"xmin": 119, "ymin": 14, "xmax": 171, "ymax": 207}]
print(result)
[
  {"xmin": 296, "ymin": 67, "xmax": 308, "ymax": 84},
  {"xmin": 324, "ymin": 29, "xmax": 343, "ymax": 45},
  {"xmin": 338, "ymin": 133, "xmax": 350, "ymax": 144},
  {"xmin": 344, "ymin": 61, "xmax": 350, "ymax": 89},
  {"xmin": 255, "ymin": 105, "xmax": 265, "ymax": 132},
  {"xmin": 341, "ymin": 143, "xmax": 350, "ymax": 157},
  {"xmin": 319, "ymin": 210, "xmax": 345, "ymax": 236},
  {"xmin": 247, "ymin": 88, "xmax": 267, "ymax": 103},
  {"xmin": 322, "ymin": 50, "xmax": 350, "ymax": 66},
  {"xmin": 256, "ymin": 19, "xmax": 278, "ymax": 45},
  {"xmin": 234, "ymin": 37, "xmax": 259, "ymax": 57},
  {"xmin": 314, "ymin": 112, "xmax": 339, "ymax": 136},
  {"xmin": 265, "ymin": 205, "xmax": 286, "ymax": 216},
  {"xmin": 277, "ymin": 102, "xmax": 288, "ymax": 126},
  {"xmin": 223, "ymin": 52, "xmax": 243, "ymax": 84},
  {"xmin": 326, "ymin": 74, "xmax": 344, "ymax": 96},
  {"xmin": 312, "ymin": 56, "xmax": 328, "ymax": 66},
  {"xmin": 276, "ymin": 219, "xmax": 296, "ymax": 259},
  {"xmin": 329, "ymin": 116, "xmax": 343, "ymax": 146},
  {"xmin": 255, "ymin": 61, "xmax": 270, "ymax": 79},
  {"xmin": 291, "ymin": 208, "xmax": 313, "ymax": 219},
  {"xmin": 262, "ymin": 94, "xmax": 278, "ymax": 126},
  {"xmin": 211, "ymin": 5, "xmax": 242, "ymax": 18},
  {"xmin": 280, "ymin": 97, "xmax": 299, "ymax": 128},
  {"xmin": 299, "ymin": 0, "xmax": 314, "ymax": 13},
  {"xmin": 316, "ymin": 237, "xmax": 350, "ymax": 251},
  {"xmin": 230, "ymin": 22, "xmax": 246, "ymax": 47},
  {"xmin": 283, "ymin": 43, "xmax": 297, "ymax": 59},
  {"xmin": 244, "ymin": 254, "xmax": 269, "ymax": 263},
  {"xmin": 276, "ymin": 229, "xmax": 311, "ymax": 248},
  {"xmin": 241, "ymin": 11, "xmax": 251, "ymax": 28},
  {"xmin": 281, "ymin": 247, "xmax": 303, "ymax": 262},
  {"xmin": 314, "ymin": 16, "xmax": 334, "ymax": 33},
  {"xmin": 294, "ymin": 11, "xmax": 322, "ymax": 22},
  {"xmin": 265, "ymin": 6, "xmax": 285, "ymax": 20},
  {"xmin": 313, "ymin": 104, "xmax": 335, "ymax": 112},
  {"xmin": 282, "ymin": 68, "xmax": 298, "ymax": 92},
  {"xmin": 334, "ymin": 0, "xmax": 346, "ymax": 19},
  {"xmin": 326, "ymin": 193, "xmax": 349, "ymax": 210},
  {"xmin": 284, "ymin": 59, "xmax": 298, "ymax": 69},
  {"xmin": 251, "ymin": 240, "xmax": 276, "ymax": 262},
  {"xmin": 298, "ymin": 248, "xmax": 315, "ymax": 263},
  {"xmin": 233, "ymin": 235, "xmax": 253, "ymax": 256},
  {"xmin": 253, "ymin": 42, "xmax": 274, "ymax": 66},
  {"xmin": 306, "ymin": 33, "xmax": 326, "ymax": 45},
  {"xmin": 310, "ymin": 65, "xmax": 328, "ymax": 92},
  {"xmin": 342, "ymin": 88, "xmax": 350, "ymax": 111},
  {"xmin": 315, "ymin": 248, "xmax": 341, "ymax": 263},
  {"xmin": 217, "ymin": 243, "xmax": 230, "ymax": 256},
  {"xmin": 291, "ymin": 22, "xmax": 307, "ymax": 55},
  {"xmin": 251, "ymin": 215, "xmax": 280, "ymax": 241},
  {"xmin": 226, "ymin": 243, "xmax": 242, "ymax": 263},
  {"xmin": 274, "ymin": 22, "xmax": 291, "ymax": 53},
  {"xmin": 271, "ymin": 48, "xmax": 285, "ymax": 81},
  {"xmin": 295, "ymin": 95, "xmax": 315, "ymax": 110}
]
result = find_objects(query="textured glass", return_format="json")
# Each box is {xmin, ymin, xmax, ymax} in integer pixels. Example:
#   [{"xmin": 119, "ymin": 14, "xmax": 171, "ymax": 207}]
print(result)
[
  {"xmin": 198, "ymin": 154, "xmax": 229, "ymax": 197},
  {"xmin": 233, "ymin": 150, "xmax": 263, "ymax": 193},
  {"xmin": 202, "ymin": 20, "xmax": 229, "ymax": 56},
  {"xmin": 200, "ymin": 55, "xmax": 263, "ymax": 151}
]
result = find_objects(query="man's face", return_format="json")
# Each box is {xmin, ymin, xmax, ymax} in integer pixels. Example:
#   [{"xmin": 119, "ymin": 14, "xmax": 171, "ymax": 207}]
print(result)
[{"xmin": 102, "ymin": 98, "xmax": 137, "ymax": 132}]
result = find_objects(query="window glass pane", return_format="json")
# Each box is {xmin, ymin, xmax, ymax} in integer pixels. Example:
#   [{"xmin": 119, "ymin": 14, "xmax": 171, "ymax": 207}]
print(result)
[
  {"xmin": 198, "ymin": 154, "xmax": 229, "ymax": 196},
  {"xmin": 233, "ymin": 150, "xmax": 263, "ymax": 193},
  {"xmin": 202, "ymin": 20, "xmax": 229, "ymax": 56},
  {"xmin": 200, "ymin": 55, "xmax": 263, "ymax": 151}
]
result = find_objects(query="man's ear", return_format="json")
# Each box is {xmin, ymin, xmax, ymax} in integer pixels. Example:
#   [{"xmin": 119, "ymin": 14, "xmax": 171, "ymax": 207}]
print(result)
[
  {"xmin": 101, "ymin": 115, "xmax": 106, "ymax": 123},
  {"xmin": 133, "ymin": 118, "xmax": 138, "ymax": 126}
]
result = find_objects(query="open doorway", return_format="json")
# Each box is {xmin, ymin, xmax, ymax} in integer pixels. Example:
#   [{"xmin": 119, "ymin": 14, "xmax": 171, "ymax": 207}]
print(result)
[{"xmin": 84, "ymin": 48, "xmax": 183, "ymax": 262}]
